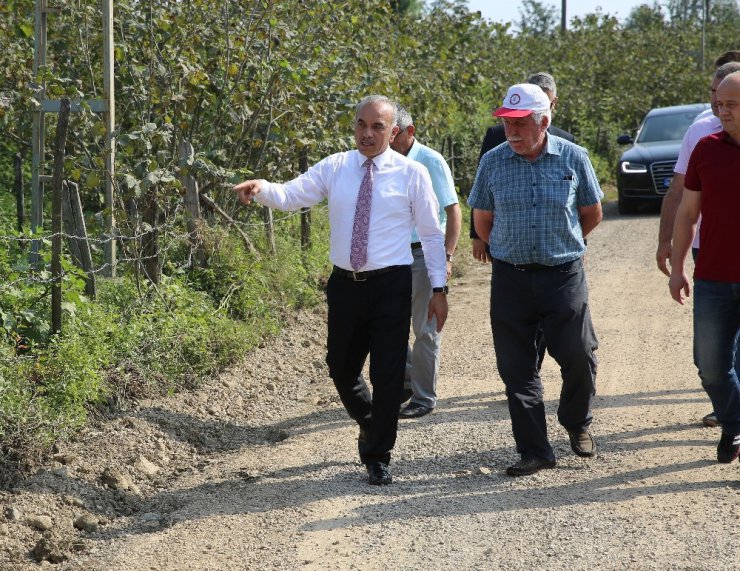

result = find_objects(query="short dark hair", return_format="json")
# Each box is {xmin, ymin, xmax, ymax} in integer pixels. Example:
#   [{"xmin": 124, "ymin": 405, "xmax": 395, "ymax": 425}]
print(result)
[
  {"xmin": 526, "ymin": 72, "xmax": 557, "ymax": 97},
  {"xmin": 715, "ymin": 62, "xmax": 740, "ymax": 81},
  {"xmin": 715, "ymin": 50, "xmax": 740, "ymax": 68}
]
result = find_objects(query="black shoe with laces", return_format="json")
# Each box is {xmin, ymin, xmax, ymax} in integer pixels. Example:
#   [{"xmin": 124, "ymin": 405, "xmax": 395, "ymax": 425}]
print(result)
[
  {"xmin": 505, "ymin": 457, "xmax": 557, "ymax": 477},
  {"xmin": 717, "ymin": 433, "xmax": 740, "ymax": 463},
  {"xmin": 366, "ymin": 462, "xmax": 392, "ymax": 485},
  {"xmin": 399, "ymin": 402, "xmax": 433, "ymax": 419}
]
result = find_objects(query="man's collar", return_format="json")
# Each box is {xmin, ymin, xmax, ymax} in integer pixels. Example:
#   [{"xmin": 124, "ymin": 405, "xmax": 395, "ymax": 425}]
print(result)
[
  {"xmin": 544, "ymin": 133, "xmax": 563, "ymax": 156},
  {"xmin": 357, "ymin": 146, "xmax": 394, "ymax": 168},
  {"xmin": 721, "ymin": 130, "xmax": 740, "ymax": 148},
  {"xmin": 406, "ymin": 139, "xmax": 420, "ymax": 160}
]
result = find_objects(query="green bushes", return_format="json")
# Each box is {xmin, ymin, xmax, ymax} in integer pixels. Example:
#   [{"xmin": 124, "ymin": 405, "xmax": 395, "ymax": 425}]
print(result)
[
  {"xmin": 0, "ymin": 207, "xmax": 332, "ymax": 481},
  {"xmin": 0, "ymin": 305, "xmax": 109, "ymax": 474}
]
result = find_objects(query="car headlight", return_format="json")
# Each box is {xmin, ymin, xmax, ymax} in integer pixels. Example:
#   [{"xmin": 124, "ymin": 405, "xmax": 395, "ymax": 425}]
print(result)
[{"xmin": 621, "ymin": 161, "xmax": 648, "ymax": 174}]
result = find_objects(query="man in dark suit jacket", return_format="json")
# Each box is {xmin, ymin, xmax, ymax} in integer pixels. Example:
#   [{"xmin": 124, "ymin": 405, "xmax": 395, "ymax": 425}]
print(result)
[{"xmin": 471, "ymin": 73, "xmax": 575, "ymax": 261}]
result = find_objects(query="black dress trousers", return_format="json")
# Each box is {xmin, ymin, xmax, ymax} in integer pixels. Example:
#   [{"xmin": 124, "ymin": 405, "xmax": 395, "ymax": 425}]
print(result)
[{"xmin": 325, "ymin": 265, "xmax": 412, "ymax": 466}]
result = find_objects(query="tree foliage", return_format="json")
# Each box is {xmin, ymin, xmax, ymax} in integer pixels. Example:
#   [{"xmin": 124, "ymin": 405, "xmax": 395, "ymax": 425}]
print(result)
[
  {"xmin": 625, "ymin": 2, "xmax": 668, "ymax": 30},
  {"xmin": 517, "ymin": 0, "xmax": 559, "ymax": 35}
]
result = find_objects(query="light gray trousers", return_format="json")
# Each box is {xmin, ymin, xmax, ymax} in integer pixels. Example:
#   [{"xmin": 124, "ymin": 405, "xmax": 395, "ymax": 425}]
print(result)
[{"xmin": 404, "ymin": 248, "xmax": 442, "ymax": 408}]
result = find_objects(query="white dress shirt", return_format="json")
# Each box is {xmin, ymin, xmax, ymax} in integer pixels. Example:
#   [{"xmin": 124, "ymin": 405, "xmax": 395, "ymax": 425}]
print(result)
[
  {"xmin": 255, "ymin": 147, "xmax": 447, "ymax": 287},
  {"xmin": 674, "ymin": 114, "xmax": 722, "ymax": 249}
]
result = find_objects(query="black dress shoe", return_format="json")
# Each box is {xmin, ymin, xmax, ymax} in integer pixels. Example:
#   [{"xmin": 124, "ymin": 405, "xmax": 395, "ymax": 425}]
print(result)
[
  {"xmin": 568, "ymin": 430, "xmax": 596, "ymax": 457},
  {"xmin": 505, "ymin": 457, "xmax": 557, "ymax": 477},
  {"xmin": 366, "ymin": 462, "xmax": 392, "ymax": 485},
  {"xmin": 399, "ymin": 402, "xmax": 433, "ymax": 419}
]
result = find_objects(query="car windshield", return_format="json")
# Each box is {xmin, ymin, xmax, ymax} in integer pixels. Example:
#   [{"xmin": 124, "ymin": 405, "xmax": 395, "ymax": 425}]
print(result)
[{"xmin": 635, "ymin": 111, "xmax": 702, "ymax": 143}]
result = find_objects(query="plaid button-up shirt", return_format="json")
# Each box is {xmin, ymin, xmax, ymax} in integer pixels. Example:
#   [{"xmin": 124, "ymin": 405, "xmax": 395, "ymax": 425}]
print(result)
[{"xmin": 468, "ymin": 134, "xmax": 603, "ymax": 266}]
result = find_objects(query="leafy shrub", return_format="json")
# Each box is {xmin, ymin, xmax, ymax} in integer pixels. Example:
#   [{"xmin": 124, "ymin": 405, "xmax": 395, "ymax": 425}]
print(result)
[{"xmin": 0, "ymin": 304, "xmax": 109, "ymax": 482}]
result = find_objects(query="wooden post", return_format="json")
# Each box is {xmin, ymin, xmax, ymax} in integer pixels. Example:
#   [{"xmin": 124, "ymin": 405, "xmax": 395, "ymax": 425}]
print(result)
[
  {"xmin": 299, "ymin": 149, "xmax": 311, "ymax": 250},
  {"xmin": 141, "ymin": 185, "xmax": 160, "ymax": 285},
  {"xmin": 179, "ymin": 141, "xmax": 206, "ymax": 266},
  {"xmin": 14, "ymin": 152, "xmax": 25, "ymax": 233},
  {"xmin": 63, "ymin": 181, "xmax": 96, "ymax": 298},
  {"xmin": 263, "ymin": 206, "xmax": 276, "ymax": 255},
  {"xmin": 51, "ymin": 97, "xmax": 70, "ymax": 335}
]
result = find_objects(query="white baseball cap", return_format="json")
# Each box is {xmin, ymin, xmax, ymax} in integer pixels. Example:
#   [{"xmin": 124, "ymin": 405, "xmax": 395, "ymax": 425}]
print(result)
[{"xmin": 493, "ymin": 83, "xmax": 550, "ymax": 118}]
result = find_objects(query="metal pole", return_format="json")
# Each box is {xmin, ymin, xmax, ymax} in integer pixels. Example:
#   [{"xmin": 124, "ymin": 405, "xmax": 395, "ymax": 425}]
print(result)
[
  {"xmin": 701, "ymin": 0, "xmax": 707, "ymax": 70},
  {"xmin": 31, "ymin": 0, "xmax": 48, "ymax": 264},
  {"xmin": 561, "ymin": 0, "xmax": 566, "ymax": 33},
  {"xmin": 102, "ymin": 0, "xmax": 117, "ymax": 276}
]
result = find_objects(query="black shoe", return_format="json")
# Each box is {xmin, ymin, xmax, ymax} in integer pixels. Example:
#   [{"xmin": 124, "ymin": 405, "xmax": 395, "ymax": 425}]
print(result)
[
  {"xmin": 366, "ymin": 462, "xmax": 392, "ymax": 485},
  {"xmin": 400, "ymin": 388, "xmax": 413, "ymax": 404},
  {"xmin": 717, "ymin": 433, "xmax": 740, "ymax": 463},
  {"xmin": 702, "ymin": 412, "xmax": 720, "ymax": 427},
  {"xmin": 505, "ymin": 457, "xmax": 556, "ymax": 477},
  {"xmin": 568, "ymin": 430, "xmax": 596, "ymax": 457},
  {"xmin": 399, "ymin": 402, "xmax": 433, "ymax": 419}
]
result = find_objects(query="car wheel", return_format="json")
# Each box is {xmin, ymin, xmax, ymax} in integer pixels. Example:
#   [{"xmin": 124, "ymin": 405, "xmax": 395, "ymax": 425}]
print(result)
[{"xmin": 618, "ymin": 195, "xmax": 638, "ymax": 215}]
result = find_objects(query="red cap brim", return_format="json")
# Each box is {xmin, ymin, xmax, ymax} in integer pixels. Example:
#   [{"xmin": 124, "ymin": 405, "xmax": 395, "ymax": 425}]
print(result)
[{"xmin": 493, "ymin": 107, "xmax": 534, "ymax": 118}]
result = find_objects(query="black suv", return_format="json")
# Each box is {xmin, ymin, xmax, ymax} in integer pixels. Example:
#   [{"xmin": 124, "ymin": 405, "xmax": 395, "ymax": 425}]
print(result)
[{"xmin": 616, "ymin": 103, "xmax": 710, "ymax": 214}]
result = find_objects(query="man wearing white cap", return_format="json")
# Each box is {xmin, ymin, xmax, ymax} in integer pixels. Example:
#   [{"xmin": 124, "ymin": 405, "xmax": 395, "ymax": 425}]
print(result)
[{"xmin": 468, "ymin": 83, "xmax": 603, "ymax": 476}]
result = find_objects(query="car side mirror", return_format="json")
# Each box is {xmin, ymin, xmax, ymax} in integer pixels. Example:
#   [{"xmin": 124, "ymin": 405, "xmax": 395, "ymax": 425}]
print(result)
[{"xmin": 617, "ymin": 134, "xmax": 633, "ymax": 145}]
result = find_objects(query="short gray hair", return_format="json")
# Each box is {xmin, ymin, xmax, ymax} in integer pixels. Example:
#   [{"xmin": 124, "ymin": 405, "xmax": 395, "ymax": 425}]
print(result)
[
  {"xmin": 531, "ymin": 108, "xmax": 552, "ymax": 127},
  {"xmin": 527, "ymin": 72, "xmax": 557, "ymax": 98},
  {"xmin": 715, "ymin": 62, "xmax": 740, "ymax": 81},
  {"xmin": 394, "ymin": 103, "xmax": 413, "ymax": 130},
  {"xmin": 355, "ymin": 95, "xmax": 397, "ymax": 127}
]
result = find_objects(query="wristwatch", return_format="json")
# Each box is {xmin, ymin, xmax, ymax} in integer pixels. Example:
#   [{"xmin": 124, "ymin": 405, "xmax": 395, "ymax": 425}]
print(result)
[
  {"xmin": 445, "ymin": 253, "xmax": 454, "ymax": 262},
  {"xmin": 432, "ymin": 286, "xmax": 449, "ymax": 295}
]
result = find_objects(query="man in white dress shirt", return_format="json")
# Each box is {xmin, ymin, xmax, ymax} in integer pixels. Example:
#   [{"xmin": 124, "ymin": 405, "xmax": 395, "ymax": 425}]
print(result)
[{"xmin": 234, "ymin": 95, "xmax": 448, "ymax": 485}]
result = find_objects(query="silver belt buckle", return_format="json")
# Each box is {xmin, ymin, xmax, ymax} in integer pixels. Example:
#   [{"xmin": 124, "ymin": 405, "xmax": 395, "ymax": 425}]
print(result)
[{"xmin": 351, "ymin": 271, "xmax": 366, "ymax": 282}]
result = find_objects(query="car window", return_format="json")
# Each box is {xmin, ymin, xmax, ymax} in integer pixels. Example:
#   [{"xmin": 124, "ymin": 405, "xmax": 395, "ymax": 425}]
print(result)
[{"xmin": 635, "ymin": 111, "xmax": 701, "ymax": 143}]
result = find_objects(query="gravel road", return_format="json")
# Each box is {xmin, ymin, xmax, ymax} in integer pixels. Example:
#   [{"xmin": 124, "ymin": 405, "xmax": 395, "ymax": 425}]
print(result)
[{"xmin": 2, "ymin": 201, "xmax": 739, "ymax": 570}]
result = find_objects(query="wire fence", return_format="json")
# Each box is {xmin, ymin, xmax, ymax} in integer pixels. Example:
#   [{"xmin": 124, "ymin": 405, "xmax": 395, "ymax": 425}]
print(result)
[
  {"xmin": 0, "ymin": 200, "xmax": 327, "ymax": 279},
  {"xmin": 2, "ymin": 159, "xmax": 327, "ymax": 351}
]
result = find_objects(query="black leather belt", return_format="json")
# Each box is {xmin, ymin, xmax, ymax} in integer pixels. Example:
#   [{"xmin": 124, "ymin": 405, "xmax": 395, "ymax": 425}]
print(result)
[
  {"xmin": 332, "ymin": 265, "xmax": 405, "ymax": 282},
  {"xmin": 495, "ymin": 259, "xmax": 579, "ymax": 272},
  {"xmin": 410, "ymin": 242, "xmax": 422, "ymax": 250}
]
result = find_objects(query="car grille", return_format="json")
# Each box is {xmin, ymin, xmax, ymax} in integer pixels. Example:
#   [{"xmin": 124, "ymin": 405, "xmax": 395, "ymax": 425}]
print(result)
[{"xmin": 651, "ymin": 161, "xmax": 677, "ymax": 195}]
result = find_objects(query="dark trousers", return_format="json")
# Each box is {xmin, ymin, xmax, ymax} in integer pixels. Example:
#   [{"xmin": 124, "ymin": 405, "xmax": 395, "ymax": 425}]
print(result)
[
  {"xmin": 491, "ymin": 259, "xmax": 598, "ymax": 461},
  {"xmin": 325, "ymin": 266, "xmax": 412, "ymax": 465}
]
